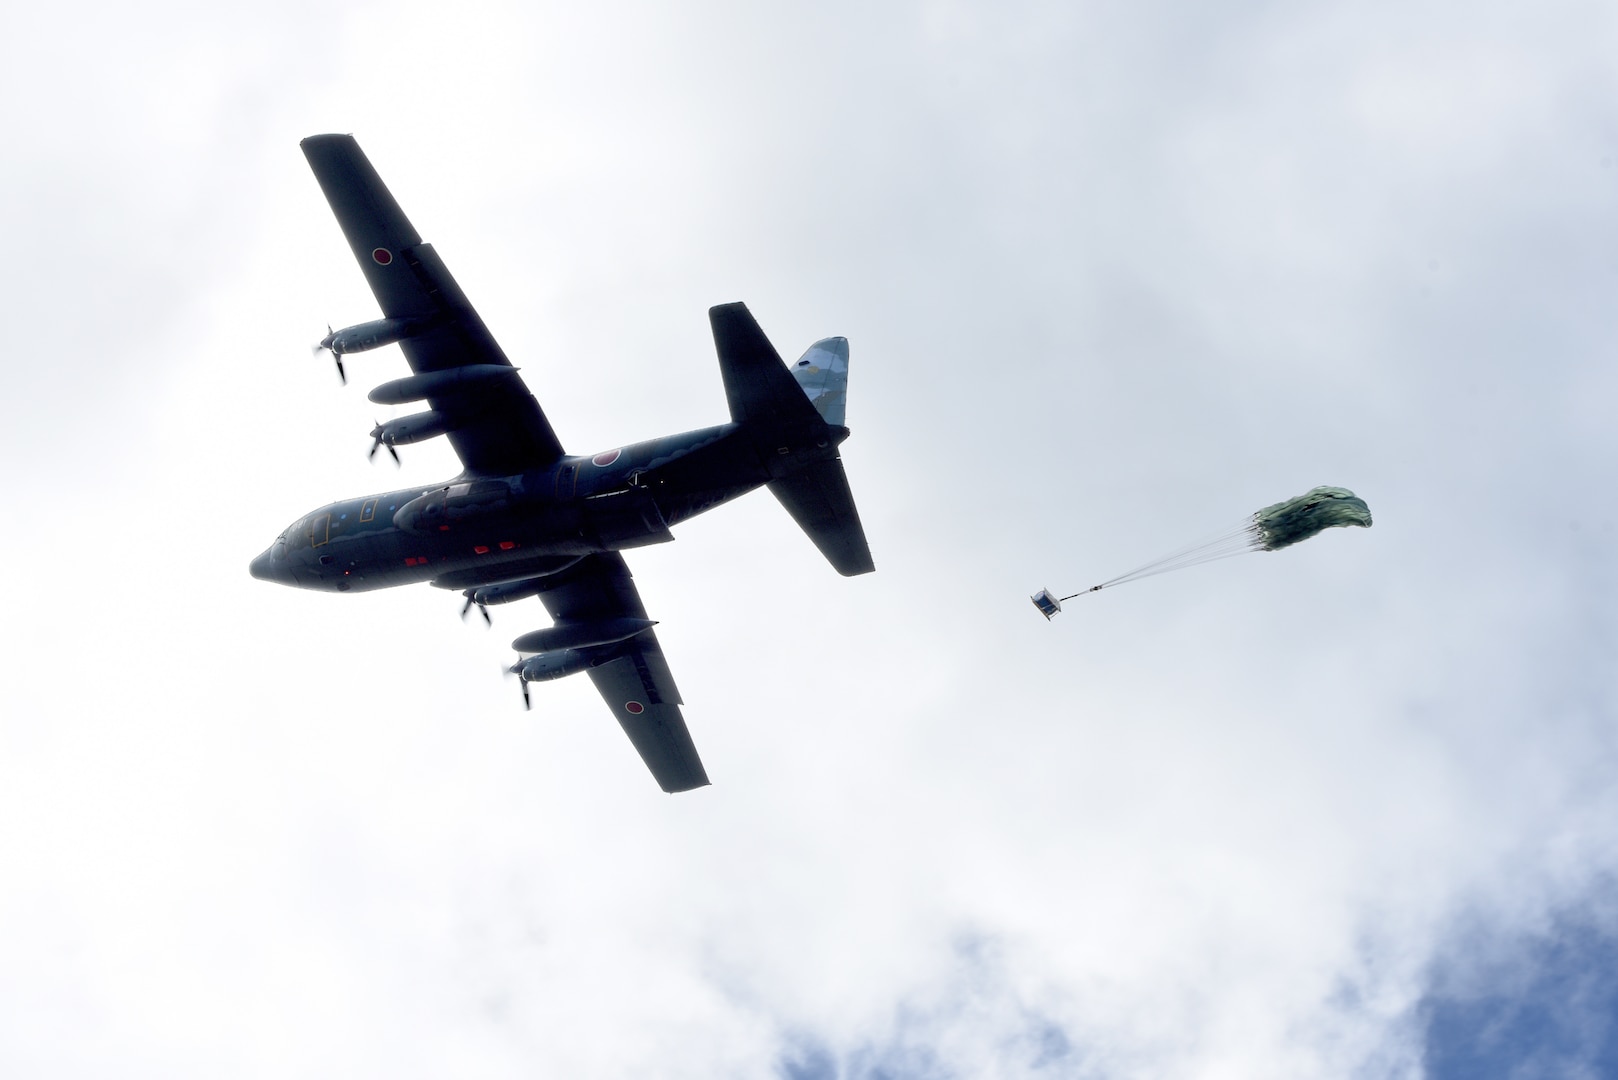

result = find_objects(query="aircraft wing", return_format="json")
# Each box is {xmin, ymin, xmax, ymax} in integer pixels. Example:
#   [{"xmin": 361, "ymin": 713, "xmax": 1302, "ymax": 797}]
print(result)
[
  {"xmin": 535, "ymin": 554, "xmax": 710, "ymax": 793},
  {"xmin": 300, "ymin": 134, "xmax": 565, "ymax": 476}
]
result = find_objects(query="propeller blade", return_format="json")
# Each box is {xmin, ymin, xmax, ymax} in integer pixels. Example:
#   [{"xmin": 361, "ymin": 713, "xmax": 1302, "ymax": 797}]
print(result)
[
  {"xmin": 315, "ymin": 325, "xmax": 346, "ymax": 384},
  {"xmin": 504, "ymin": 658, "xmax": 533, "ymax": 710},
  {"xmin": 368, "ymin": 420, "xmax": 402, "ymax": 466},
  {"xmin": 463, "ymin": 590, "xmax": 493, "ymax": 626}
]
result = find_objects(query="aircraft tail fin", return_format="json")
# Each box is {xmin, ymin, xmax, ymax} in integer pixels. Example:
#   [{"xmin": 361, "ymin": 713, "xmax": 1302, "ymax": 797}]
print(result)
[
  {"xmin": 708, "ymin": 303, "xmax": 874, "ymax": 577},
  {"xmin": 709, "ymin": 303, "xmax": 824, "ymax": 431}
]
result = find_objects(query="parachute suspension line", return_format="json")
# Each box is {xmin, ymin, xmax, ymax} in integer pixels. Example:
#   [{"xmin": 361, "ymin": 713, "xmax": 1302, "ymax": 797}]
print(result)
[
  {"xmin": 1034, "ymin": 487, "xmax": 1372, "ymax": 619},
  {"xmin": 1059, "ymin": 516, "xmax": 1265, "ymax": 598}
]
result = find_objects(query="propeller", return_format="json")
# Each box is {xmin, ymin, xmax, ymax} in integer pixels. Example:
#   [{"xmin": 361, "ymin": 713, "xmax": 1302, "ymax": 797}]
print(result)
[
  {"xmin": 314, "ymin": 324, "xmax": 346, "ymax": 384},
  {"xmin": 368, "ymin": 420, "xmax": 400, "ymax": 465},
  {"xmin": 504, "ymin": 657, "xmax": 531, "ymax": 710},
  {"xmin": 461, "ymin": 589, "xmax": 491, "ymax": 626}
]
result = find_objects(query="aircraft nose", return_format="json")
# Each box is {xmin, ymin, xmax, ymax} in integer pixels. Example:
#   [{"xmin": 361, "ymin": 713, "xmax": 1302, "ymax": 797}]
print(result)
[{"xmin": 249, "ymin": 548, "xmax": 277, "ymax": 582}]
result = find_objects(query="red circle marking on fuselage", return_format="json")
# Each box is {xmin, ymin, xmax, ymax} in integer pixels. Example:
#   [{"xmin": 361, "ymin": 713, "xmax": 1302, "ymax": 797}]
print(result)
[{"xmin": 592, "ymin": 449, "xmax": 622, "ymax": 467}]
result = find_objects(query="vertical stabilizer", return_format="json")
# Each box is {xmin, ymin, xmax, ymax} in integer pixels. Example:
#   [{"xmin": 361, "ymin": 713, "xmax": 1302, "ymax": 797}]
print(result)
[{"xmin": 709, "ymin": 303, "xmax": 823, "ymax": 431}]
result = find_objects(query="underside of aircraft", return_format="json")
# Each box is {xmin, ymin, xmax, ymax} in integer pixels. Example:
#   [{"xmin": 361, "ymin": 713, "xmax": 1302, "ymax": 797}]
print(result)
[{"xmin": 249, "ymin": 134, "xmax": 874, "ymax": 793}]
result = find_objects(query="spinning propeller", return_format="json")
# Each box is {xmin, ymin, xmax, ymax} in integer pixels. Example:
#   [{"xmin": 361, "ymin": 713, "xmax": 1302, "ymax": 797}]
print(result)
[
  {"xmin": 368, "ymin": 420, "xmax": 400, "ymax": 465},
  {"xmin": 504, "ymin": 657, "xmax": 531, "ymax": 710},
  {"xmin": 313, "ymin": 324, "xmax": 346, "ymax": 384},
  {"xmin": 461, "ymin": 589, "xmax": 492, "ymax": 626}
]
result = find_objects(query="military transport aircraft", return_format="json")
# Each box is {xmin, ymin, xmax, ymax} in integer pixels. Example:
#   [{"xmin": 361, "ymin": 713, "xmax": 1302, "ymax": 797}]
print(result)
[{"xmin": 250, "ymin": 135, "xmax": 874, "ymax": 794}]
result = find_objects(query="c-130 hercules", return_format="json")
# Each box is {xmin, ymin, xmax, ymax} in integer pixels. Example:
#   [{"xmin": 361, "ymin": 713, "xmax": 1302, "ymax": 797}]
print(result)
[{"xmin": 250, "ymin": 135, "xmax": 874, "ymax": 794}]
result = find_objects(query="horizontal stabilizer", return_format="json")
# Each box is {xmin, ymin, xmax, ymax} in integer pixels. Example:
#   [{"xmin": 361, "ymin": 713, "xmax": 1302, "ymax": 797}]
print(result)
[{"xmin": 769, "ymin": 457, "xmax": 875, "ymax": 576}]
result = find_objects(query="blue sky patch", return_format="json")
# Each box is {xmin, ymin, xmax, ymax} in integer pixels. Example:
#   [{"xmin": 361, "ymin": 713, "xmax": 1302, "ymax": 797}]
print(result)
[{"xmin": 1422, "ymin": 909, "xmax": 1618, "ymax": 1078}]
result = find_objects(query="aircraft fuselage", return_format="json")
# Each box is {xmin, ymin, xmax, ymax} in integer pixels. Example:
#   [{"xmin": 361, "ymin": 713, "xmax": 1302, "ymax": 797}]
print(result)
[{"xmin": 250, "ymin": 420, "xmax": 850, "ymax": 594}]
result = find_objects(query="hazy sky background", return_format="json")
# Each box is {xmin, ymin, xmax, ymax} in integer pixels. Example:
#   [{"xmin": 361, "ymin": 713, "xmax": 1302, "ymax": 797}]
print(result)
[{"xmin": 2, "ymin": 1, "xmax": 1616, "ymax": 1076}]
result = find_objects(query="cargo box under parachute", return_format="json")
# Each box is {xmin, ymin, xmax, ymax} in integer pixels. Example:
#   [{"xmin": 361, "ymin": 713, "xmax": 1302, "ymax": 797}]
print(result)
[{"xmin": 1031, "ymin": 588, "xmax": 1062, "ymax": 620}]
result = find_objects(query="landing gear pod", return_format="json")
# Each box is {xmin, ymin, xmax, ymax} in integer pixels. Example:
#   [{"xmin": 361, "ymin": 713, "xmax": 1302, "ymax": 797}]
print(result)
[{"xmin": 1031, "ymin": 588, "xmax": 1062, "ymax": 620}]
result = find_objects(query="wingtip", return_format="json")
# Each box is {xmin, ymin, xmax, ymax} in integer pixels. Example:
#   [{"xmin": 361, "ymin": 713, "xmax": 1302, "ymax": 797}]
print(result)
[{"xmin": 299, "ymin": 133, "xmax": 359, "ymax": 156}]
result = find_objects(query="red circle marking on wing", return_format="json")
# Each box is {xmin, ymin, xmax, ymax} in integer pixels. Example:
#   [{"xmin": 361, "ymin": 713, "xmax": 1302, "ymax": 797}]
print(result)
[
  {"xmin": 372, "ymin": 248, "xmax": 393, "ymax": 265},
  {"xmin": 624, "ymin": 701, "xmax": 645, "ymax": 715}
]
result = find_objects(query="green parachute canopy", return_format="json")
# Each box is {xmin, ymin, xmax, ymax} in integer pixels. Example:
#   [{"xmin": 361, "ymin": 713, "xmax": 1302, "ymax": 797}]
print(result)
[
  {"xmin": 1253, "ymin": 486, "xmax": 1373, "ymax": 551},
  {"xmin": 1032, "ymin": 485, "xmax": 1372, "ymax": 619}
]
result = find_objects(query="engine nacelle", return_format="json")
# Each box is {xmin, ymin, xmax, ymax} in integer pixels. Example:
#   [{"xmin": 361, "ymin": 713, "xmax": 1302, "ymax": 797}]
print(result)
[
  {"xmin": 321, "ymin": 317, "xmax": 428, "ymax": 355},
  {"xmin": 464, "ymin": 562, "xmax": 586, "ymax": 608},
  {"xmin": 515, "ymin": 649, "xmax": 595, "ymax": 683},
  {"xmin": 510, "ymin": 617, "xmax": 656, "ymax": 655},
  {"xmin": 370, "ymin": 410, "xmax": 451, "ymax": 448}
]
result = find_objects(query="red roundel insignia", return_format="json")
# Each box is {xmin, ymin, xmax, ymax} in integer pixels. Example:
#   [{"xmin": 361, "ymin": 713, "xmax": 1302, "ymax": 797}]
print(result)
[
  {"xmin": 624, "ymin": 701, "xmax": 645, "ymax": 715},
  {"xmin": 372, "ymin": 248, "xmax": 393, "ymax": 265},
  {"xmin": 591, "ymin": 449, "xmax": 622, "ymax": 467}
]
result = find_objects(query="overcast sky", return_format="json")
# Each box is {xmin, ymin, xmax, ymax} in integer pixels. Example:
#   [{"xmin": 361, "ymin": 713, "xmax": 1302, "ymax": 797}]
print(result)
[{"xmin": 2, "ymin": 1, "xmax": 1616, "ymax": 1077}]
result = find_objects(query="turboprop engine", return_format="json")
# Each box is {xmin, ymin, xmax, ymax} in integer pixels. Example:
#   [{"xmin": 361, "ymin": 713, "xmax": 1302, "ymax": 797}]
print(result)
[
  {"xmin": 460, "ymin": 561, "xmax": 586, "ymax": 622},
  {"xmin": 504, "ymin": 619, "xmax": 656, "ymax": 708},
  {"xmin": 507, "ymin": 649, "xmax": 597, "ymax": 708},
  {"xmin": 317, "ymin": 317, "xmax": 433, "ymax": 382},
  {"xmin": 368, "ymin": 410, "xmax": 452, "ymax": 462},
  {"xmin": 320, "ymin": 317, "xmax": 430, "ymax": 355},
  {"xmin": 510, "ymin": 648, "xmax": 595, "ymax": 683}
]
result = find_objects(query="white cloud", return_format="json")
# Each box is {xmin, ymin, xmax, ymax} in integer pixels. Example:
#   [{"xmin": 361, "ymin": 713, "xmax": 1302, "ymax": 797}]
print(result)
[{"xmin": 3, "ymin": 0, "xmax": 1616, "ymax": 1076}]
